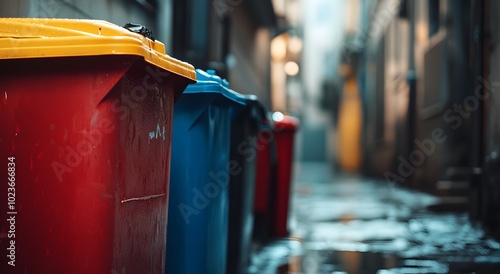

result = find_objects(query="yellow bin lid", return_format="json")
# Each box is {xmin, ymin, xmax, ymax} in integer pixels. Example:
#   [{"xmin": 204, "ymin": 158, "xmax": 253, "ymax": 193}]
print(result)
[{"xmin": 0, "ymin": 18, "xmax": 196, "ymax": 81}]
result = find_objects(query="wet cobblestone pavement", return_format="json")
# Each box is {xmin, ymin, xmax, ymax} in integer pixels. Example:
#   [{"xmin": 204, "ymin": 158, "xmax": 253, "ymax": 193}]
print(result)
[{"xmin": 248, "ymin": 163, "xmax": 500, "ymax": 274}]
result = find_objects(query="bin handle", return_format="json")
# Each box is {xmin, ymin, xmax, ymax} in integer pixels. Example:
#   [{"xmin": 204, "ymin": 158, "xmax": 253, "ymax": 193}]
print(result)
[{"xmin": 123, "ymin": 23, "xmax": 155, "ymax": 41}]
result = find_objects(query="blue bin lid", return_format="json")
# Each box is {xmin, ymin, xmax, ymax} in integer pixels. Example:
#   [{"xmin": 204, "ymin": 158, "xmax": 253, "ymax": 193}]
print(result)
[{"xmin": 184, "ymin": 69, "xmax": 246, "ymax": 106}]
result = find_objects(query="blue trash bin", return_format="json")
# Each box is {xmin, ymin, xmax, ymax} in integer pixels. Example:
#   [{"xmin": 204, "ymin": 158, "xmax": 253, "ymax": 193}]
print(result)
[{"xmin": 166, "ymin": 69, "xmax": 246, "ymax": 274}]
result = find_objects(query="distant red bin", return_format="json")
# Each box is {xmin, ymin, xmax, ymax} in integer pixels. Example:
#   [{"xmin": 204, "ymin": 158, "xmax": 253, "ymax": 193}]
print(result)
[
  {"xmin": 0, "ymin": 19, "xmax": 195, "ymax": 274},
  {"xmin": 253, "ymin": 125, "xmax": 275, "ymax": 242},
  {"xmin": 254, "ymin": 113, "xmax": 298, "ymax": 240},
  {"xmin": 273, "ymin": 114, "xmax": 299, "ymax": 237}
]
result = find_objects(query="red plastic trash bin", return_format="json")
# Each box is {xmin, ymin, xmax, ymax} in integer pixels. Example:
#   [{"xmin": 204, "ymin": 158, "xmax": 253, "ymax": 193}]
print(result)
[
  {"xmin": 253, "ymin": 121, "xmax": 277, "ymax": 242},
  {"xmin": 0, "ymin": 19, "xmax": 195, "ymax": 274},
  {"xmin": 272, "ymin": 113, "xmax": 299, "ymax": 237},
  {"xmin": 253, "ymin": 113, "xmax": 298, "ymax": 240}
]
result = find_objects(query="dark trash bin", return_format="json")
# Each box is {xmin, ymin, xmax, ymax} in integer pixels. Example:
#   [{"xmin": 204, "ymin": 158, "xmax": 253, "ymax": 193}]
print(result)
[{"xmin": 227, "ymin": 96, "xmax": 269, "ymax": 274}]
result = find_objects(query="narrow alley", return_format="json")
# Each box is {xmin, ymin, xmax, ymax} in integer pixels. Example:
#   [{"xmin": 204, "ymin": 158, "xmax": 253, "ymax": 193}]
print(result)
[{"xmin": 2, "ymin": 1, "xmax": 500, "ymax": 274}]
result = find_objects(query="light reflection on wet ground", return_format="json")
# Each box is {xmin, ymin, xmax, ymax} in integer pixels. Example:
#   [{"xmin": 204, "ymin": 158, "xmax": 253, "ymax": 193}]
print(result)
[{"xmin": 248, "ymin": 162, "xmax": 500, "ymax": 274}]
